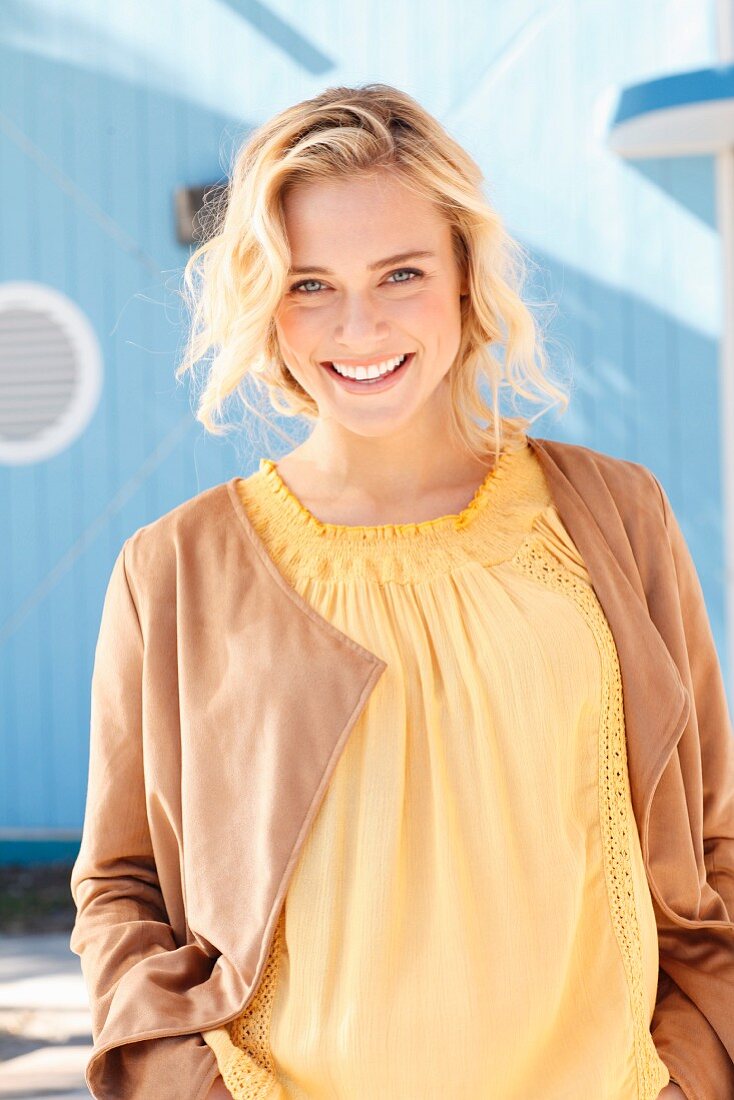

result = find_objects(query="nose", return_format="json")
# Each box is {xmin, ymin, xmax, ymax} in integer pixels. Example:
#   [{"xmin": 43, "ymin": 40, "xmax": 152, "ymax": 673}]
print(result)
[{"xmin": 334, "ymin": 291, "xmax": 389, "ymax": 349}]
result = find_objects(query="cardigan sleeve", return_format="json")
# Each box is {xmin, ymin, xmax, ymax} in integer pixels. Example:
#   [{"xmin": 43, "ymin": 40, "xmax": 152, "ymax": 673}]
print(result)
[
  {"xmin": 648, "ymin": 475, "xmax": 734, "ymax": 1100},
  {"xmin": 69, "ymin": 541, "xmax": 221, "ymax": 1100}
]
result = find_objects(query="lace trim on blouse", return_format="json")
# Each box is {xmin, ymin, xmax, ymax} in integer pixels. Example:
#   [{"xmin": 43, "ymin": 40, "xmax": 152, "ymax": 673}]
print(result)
[
  {"xmin": 201, "ymin": 905, "xmax": 286, "ymax": 1100},
  {"xmin": 509, "ymin": 534, "xmax": 670, "ymax": 1100}
]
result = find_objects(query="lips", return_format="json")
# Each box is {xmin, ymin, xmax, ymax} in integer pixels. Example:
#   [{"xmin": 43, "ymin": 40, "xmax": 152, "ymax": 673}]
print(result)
[{"xmin": 320, "ymin": 351, "xmax": 415, "ymax": 391}]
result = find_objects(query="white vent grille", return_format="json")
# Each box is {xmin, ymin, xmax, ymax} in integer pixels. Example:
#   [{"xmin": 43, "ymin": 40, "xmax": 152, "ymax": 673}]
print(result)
[{"xmin": 0, "ymin": 282, "xmax": 102, "ymax": 466}]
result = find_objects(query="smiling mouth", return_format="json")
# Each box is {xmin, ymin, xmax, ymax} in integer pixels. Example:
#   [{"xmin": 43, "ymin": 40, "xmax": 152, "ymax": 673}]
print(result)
[{"xmin": 322, "ymin": 352, "xmax": 413, "ymax": 383}]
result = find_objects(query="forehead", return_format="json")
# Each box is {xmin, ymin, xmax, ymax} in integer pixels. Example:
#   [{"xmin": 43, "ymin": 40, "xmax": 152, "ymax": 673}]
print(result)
[{"xmin": 281, "ymin": 171, "xmax": 453, "ymax": 265}]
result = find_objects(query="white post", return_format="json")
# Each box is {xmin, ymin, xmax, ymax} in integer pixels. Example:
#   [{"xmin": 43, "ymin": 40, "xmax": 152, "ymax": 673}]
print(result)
[{"xmin": 715, "ymin": 0, "xmax": 734, "ymax": 707}]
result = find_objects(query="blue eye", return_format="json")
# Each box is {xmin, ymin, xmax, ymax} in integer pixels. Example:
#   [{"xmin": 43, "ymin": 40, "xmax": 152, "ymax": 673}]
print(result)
[
  {"xmin": 289, "ymin": 268, "xmax": 423, "ymax": 295},
  {"xmin": 387, "ymin": 268, "xmax": 422, "ymax": 283},
  {"xmin": 290, "ymin": 278, "xmax": 325, "ymax": 294}
]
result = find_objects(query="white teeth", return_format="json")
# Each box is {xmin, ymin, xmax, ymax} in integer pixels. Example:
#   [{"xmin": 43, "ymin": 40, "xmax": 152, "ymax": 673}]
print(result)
[{"xmin": 331, "ymin": 353, "xmax": 408, "ymax": 380}]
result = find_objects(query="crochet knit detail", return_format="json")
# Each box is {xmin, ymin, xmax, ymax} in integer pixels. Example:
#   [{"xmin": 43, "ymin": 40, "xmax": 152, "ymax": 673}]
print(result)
[
  {"xmin": 510, "ymin": 534, "xmax": 671, "ymax": 1100},
  {"xmin": 236, "ymin": 437, "xmax": 555, "ymax": 585},
  {"xmin": 201, "ymin": 904, "xmax": 286, "ymax": 1099}
]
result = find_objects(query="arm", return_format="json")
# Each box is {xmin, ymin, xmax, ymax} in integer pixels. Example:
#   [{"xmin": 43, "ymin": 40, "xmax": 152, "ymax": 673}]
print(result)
[
  {"xmin": 648, "ymin": 475, "xmax": 734, "ymax": 1099},
  {"xmin": 69, "ymin": 541, "xmax": 221, "ymax": 1100}
]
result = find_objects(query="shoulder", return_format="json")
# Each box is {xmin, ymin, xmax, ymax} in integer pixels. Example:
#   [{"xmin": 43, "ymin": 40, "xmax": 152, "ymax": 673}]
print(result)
[
  {"xmin": 530, "ymin": 435, "xmax": 666, "ymax": 519},
  {"xmin": 119, "ymin": 478, "xmax": 241, "ymax": 602},
  {"xmin": 532, "ymin": 434, "xmax": 659, "ymax": 485}
]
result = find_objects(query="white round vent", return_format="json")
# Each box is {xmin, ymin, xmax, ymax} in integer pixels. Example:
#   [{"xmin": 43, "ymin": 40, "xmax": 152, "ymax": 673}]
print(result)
[{"xmin": 0, "ymin": 282, "xmax": 102, "ymax": 465}]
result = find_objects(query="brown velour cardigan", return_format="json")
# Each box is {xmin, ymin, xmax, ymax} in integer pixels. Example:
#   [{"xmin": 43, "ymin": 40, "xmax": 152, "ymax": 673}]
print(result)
[{"xmin": 69, "ymin": 434, "xmax": 734, "ymax": 1100}]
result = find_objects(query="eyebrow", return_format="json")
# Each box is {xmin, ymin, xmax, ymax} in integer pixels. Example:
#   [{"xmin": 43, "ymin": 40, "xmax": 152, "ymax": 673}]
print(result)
[{"xmin": 288, "ymin": 250, "xmax": 437, "ymax": 276}]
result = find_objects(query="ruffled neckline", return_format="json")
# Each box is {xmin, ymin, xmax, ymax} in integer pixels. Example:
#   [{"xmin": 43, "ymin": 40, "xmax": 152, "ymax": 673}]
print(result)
[
  {"xmin": 256, "ymin": 441, "xmax": 526, "ymax": 539},
  {"xmin": 234, "ymin": 437, "xmax": 557, "ymax": 585}
]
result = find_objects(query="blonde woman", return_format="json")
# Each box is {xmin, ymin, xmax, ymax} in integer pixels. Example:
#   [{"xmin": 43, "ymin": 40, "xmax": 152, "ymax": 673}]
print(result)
[{"xmin": 70, "ymin": 84, "xmax": 733, "ymax": 1100}]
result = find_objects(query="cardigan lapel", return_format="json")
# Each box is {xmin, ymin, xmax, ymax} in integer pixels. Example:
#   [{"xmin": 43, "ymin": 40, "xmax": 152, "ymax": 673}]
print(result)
[{"xmin": 179, "ymin": 479, "xmax": 389, "ymax": 977}]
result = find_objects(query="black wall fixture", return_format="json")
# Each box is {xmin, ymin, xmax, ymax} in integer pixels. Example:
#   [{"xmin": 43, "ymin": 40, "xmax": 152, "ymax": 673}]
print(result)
[{"xmin": 174, "ymin": 182, "xmax": 228, "ymax": 246}]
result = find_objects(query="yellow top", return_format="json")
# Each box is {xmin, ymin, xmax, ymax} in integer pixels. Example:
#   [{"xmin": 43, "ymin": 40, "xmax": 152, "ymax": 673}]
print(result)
[{"xmin": 202, "ymin": 436, "xmax": 671, "ymax": 1099}]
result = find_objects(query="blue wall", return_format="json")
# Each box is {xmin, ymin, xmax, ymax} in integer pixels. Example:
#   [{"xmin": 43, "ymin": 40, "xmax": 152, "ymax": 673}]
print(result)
[{"xmin": 0, "ymin": 1, "xmax": 724, "ymax": 861}]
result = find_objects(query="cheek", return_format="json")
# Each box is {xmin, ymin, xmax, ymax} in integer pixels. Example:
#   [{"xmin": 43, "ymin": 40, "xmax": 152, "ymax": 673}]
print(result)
[
  {"xmin": 402, "ymin": 288, "xmax": 462, "ymax": 339},
  {"xmin": 274, "ymin": 306, "xmax": 322, "ymax": 355}
]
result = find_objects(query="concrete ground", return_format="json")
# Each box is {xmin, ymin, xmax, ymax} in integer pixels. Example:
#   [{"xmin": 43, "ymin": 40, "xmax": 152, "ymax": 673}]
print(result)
[{"xmin": 0, "ymin": 931, "xmax": 92, "ymax": 1099}]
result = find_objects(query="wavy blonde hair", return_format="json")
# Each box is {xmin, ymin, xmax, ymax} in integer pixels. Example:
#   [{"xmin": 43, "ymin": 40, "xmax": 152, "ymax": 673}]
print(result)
[{"xmin": 176, "ymin": 82, "xmax": 570, "ymax": 463}]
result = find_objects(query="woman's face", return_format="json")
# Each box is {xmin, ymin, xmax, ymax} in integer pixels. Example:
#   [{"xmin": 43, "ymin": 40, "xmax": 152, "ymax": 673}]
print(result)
[{"xmin": 273, "ymin": 169, "xmax": 468, "ymax": 442}]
